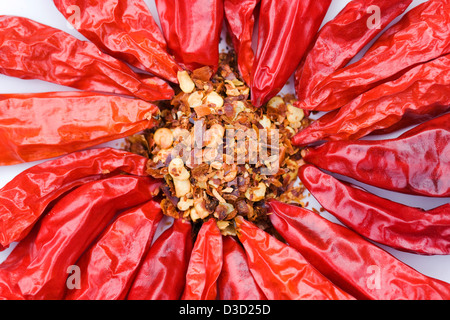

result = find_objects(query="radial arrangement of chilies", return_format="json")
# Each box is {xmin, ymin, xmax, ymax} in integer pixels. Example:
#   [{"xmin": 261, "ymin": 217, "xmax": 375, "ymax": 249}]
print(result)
[{"xmin": 0, "ymin": 0, "xmax": 449, "ymax": 300}]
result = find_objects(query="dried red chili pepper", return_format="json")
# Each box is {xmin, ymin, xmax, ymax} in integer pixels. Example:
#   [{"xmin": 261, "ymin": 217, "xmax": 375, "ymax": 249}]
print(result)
[
  {"xmin": 224, "ymin": 0, "xmax": 260, "ymax": 85},
  {"xmin": 299, "ymin": 164, "xmax": 450, "ymax": 255},
  {"xmin": 64, "ymin": 200, "xmax": 163, "ymax": 300},
  {"xmin": 297, "ymin": 0, "xmax": 450, "ymax": 112},
  {"xmin": 0, "ymin": 147, "xmax": 152, "ymax": 249},
  {"xmin": 294, "ymin": 0, "xmax": 412, "ymax": 101},
  {"xmin": 302, "ymin": 113, "xmax": 450, "ymax": 197},
  {"xmin": 267, "ymin": 200, "xmax": 450, "ymax": 300},
  {"xmin": 218, "ymin": 236, "xmax": 266, "ymax": 300},
  {"xmin": 155, "ymin": 0, "xmax": 224, "ymax": 72},
  {"xmin": 0, "ymin": 91, "xmax": 159, "ymax": 166},
  {"xmin": 235, "ymin": 216, "xmax": 354, "ymax": 300},
  {"xmin": 292, "ymin": 54, "xmax": 450, "ymax": 146},
  {"xmin": 250, "ymin": 0, "xmax": 331, "ymax": 107},
  {"xmin": 0, "ymin": 176, "xmax": 161, "ymax": 300},
  {"xmin": 53, "ymin": 0, "xmax": 181, "ymax": 83},
  {"xmin": 127, "ymin": 218, "xmax": 193, "ymax": 300},
  {"xmin": 181, "ymin": 219, "xmax": 223, "ymax": 300},
  {"xmin": 0, "ymin": 16, "xmax": 174, "ymax": 101}
]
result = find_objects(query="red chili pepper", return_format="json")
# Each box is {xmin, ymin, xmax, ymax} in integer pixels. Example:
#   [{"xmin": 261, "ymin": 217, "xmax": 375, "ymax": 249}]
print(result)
[
  {"xmin": 0, "ymin": 91, "xmax": 159, "ymax": 165},
  {"xmin": 218, "ymin": 236, "xmax": 266, "ymax": 300},
  {"xmin": 267, "ymin": 200, "xmax": 450, "ymax": 300},
  {"xmin": 181, "ymin": 219, "xmax": 223, "ymax": 300},
  {"xmin": 224, "ymin": 0, "xmax": 260, "ymax": 85},
  {"xmin": 250, "ymin": 0, "xmax": 331, "ymax": 107},
  {"xmin": 64, "ymin": 200, "xmax": 163, "ymax": 300},
  {"xmin": 127, "ymin": 218, "xmax": 193, "ymax": 300},
  {"xmin": 299, "ymin": 164, "xmax": 450, "ymax": 255},
  {"xmin": 292, "ymin": 54, "xmax": 450, "ymax": 146},
  {"xmin": 155, "ymin": 0, "xmax": 224, "ymax": 72},
  {"xmin": 302, "ymin": 113, "xmax": 450, "ymax": 197},
  {"xmin": 0, "ymin": 147, "xmax": 152, "ymax": 249},
  {"xmin": 0, "ymin": 16, "xmax": 174, "ymax": 101},
  {"xmin": 294, "ymin": 0, "xmax": 412, "ymax": 101},
  {"xmin": 53, "ymin": 0, "xmax": 181, "ymax": 83},
  {"xmin": 235, "ymin": 216, "xmax": 354, "ymax": 300},
  {"xmin": 0, "ymin": 176, "xmax": 160, "ymax": 300},
  {"xmin": 297, "ymin": 0, "xmax": 450, "ymax": 112}
]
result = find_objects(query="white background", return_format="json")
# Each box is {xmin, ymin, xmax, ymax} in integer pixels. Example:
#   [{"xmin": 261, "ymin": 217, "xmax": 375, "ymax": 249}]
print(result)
[{"xmin": 0, "ymin": 0, "xmax": 449, "ymax": 285}]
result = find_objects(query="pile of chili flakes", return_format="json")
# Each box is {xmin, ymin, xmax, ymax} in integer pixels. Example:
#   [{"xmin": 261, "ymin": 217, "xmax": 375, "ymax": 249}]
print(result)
[{"xmin": 125, "ymin": 52, "xmax": 311, "ymax": 235}]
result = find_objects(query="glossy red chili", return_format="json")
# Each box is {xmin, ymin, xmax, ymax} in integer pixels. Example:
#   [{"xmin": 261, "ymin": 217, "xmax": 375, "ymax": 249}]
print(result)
[
  {"xmin": 0, "ymin": 16, "xmax": 174, "ymax": 101},
  {"xmin": 64, "ymin": 200, "xmax": 163, "ymax": 300},
  {"xmin": 302, "ymin": 113, "xmax": 450, "ymax": 197},
  {"xmin": 0, "ymin": 148, "xmax": 152, "ymax": 249},
  {"xmin": 251, "ymin": 0, "xmax": 331, "ymax": 107},
  {"xmin": 292, "ymin": 53, "xmax": 450, "ymax": 146},
  {"xmin": 218, "ymin": 236, "xmax": 266, "ymax": 300},
  {"xmin": 267, "ymin": 200, "xmax": 450, "ymax": 300},
  {"xmin": 0, "ymin": 91, "xmax": 159, "ymax": 166},
  {"xmin": 127, "ymin": 218, "xmax": 193, "ymax": 300},
  {"xmin": 224, "ymin": 0, "xmax": 260, "ymax": 85},
  {"xmin": 0, "ymin": 176, "xmax": 160, "ymax": 300},
  {"xmin": 235, "ymin": 216, "xmax": 354, "ymax": 300},
  {"xmin": 297, "ymin": 0, "xmax": 450, "ymax": 112},
  {"xmin": 181, "ymin": 219, "xmax": 223, "ymax": 300},
  {"xmin": 53, "ymin": 0, "xmax": 181, "ymax": 83},
  {"xmin": 299, "ymin": 164, "xmax": 450, "ymax": 255},
  {"xmin": 127, "ymin": 219, "xmax": 193, "ymax": 300},
  {"xmin": 295, "ymin": 0, "xmax": 412, "ymax": 101},
  {"xmin": 155, "ymin": 0, "xmax": 224, "ymax": 72}
]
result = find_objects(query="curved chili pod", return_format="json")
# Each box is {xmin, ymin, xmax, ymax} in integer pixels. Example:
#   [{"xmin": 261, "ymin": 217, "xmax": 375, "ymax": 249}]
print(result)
[
  {"xmin": 155, "ymin": 0, "xmax": 224, "ymax": 72},
  {"xmin": 299, "ymin": 164, "xmax": 450, "ymax": 255},
  {"xmin": 0, "ymin": 16, "xmax": 174, "ymax": 101},
  {"xmin": 302, "ymin": 113, "xmax": 450, "ymax": 197},
  {"xmin": 294, "ymin": 0, "xmax": 412, "ymax": 101},
  {"xmin": 0, "ymin": 176, "xmax": 161, "ymax": 300},
  {"xmin": 267, "ymin": 200, "xmax": 450, "ymax": 300},
  {"xmin": 292, "ymin": 54, "xmax": 450, "ymax": 146},
  {"xmin": 235, "ymin": 216, "xmax": 354, "ymax": 300},
  {"xmin": 218, "ymin": 236, "xmax": 266, "ymax": 300},
  {"xmin": 53, "ymin": 0, "xmax": 181, "ymax": 83},
  {"xmin": 64, "ymin": 200, "xmax": 163, "ymax": 300},
  {"xmin": 127, "ymin": 218, "xmax": 193, "ymax": 300},
  {"xmin": 0, "ymin": 91, "xmax": 159, "ymax": 165},
  {"xmin": 250, "ymin": 0, "xmax": 331, "ymax": 107},
  {"xmin": 181, "ymin": 219, "xmax": 223, "ymax": 300},
  {"xmin": 0, "ymin": 147, "xmax": 151, "ymax": 249},
  {"xmin": 297, "ymin": 0, "xmax": 450, "ymax": 112},
  {"xmin": 224, "ymin": 0, "xmax": 260, "ymax": 85}
]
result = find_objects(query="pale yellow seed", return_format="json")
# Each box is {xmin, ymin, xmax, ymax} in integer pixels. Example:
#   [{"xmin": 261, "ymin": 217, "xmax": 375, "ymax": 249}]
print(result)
[
  {"xmin": 153, "ymin": 128, "xmax": 174, "ymax": 149},
  {"xmin": 177, "ymin": 71, "xmax": 195, "ymax": 93}
]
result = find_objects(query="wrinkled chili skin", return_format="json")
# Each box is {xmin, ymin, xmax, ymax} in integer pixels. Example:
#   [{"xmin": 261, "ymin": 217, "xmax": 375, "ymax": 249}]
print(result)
[
  {"xmin": 218, "ymin": 236, "xmax": 266, "ymax": 300},
  {"xmin": 0, "ymin": 176, "xmax": 161, "ymax": 300},
  {"xmin": 235, "ymin": 216, "xmax": 354, "ymax": 300},
  {"xmin": 267, "ymin": 200, "xmax": 450, "ymax": 300},
  {"xmin": 295, "ymin": 0, "xmax": 412, "ymax": 101},
  {"xmin": 298, "ymin": 0, "xmax": 450, "ymax": 112},
  {"xmin": 250, "ymin": 0, "xmax": 331, "ymax": 107},
  {"xmin": 0, "ymin": 91, "xmax": 159, "ymax": 166},
  {"xmin": 127, "ymin": 218, "xmax": 193, "ymax": 300},
  {"xmin": 299, "ymin": 165, "xmax": 450, "ymax": 255},
  {"xmin": 292, "ymin": 54, "xmax": 450, "ymax": 146},
  {"xmin": 224, "ymin": 0, "xmax": 260, "ymax": 85},
  {"xmin": 65, "ymin": 200, "xmax": 163, "ymax": 300},
  {"xmin": 181, "ymin": 219, "xmax": 223, "ymax": 300},
  {"xmin": 0, "ymin": 16, "xmax": 174, "ymax": 101},
  {"xmin": 53, "ymin": 0, "xmax": 181, "ymax": 83},
  {"xmin": 155, "ymin": 0, "xmax": 224, "ymax": 72},
  {"xmin": 302, "ymin": 114, "xmax": 450, "ymax": 197},
  {"xmin": 0, "ymin": 148, "xmax": 151, "ymax": 249}
]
